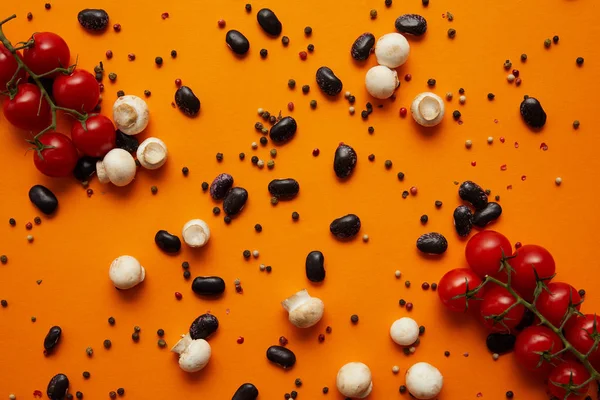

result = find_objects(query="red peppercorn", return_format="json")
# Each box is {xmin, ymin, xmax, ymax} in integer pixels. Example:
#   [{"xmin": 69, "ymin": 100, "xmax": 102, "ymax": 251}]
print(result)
[
  {"xmin": 299, "ymin": 51, "xmax": 308, "ymax": 60},
  {"xmin": 515, "ymin": 242, "xmax": 522, "ymax": 249},
  {"xmin": 399, "ymin": 107, "xmax": 407, "ymax": 117},
  {"xmin": 127, "ymin": 53, "xmax": 136, "ymax": 61},
  {"xmin": 471, "ymin": 161, "xmax": 477, "ymax": 166},
  {"xmin": 235, "ymin": 285, "xmax": 243, "ymax": 293},
  {"xmin": 175, "ymin": 78, "xmax": 182, "ymax": 87},
  {"xmin": 175, "ymin": 292, "xmax": 182, "ymax": 300},
  {"xmin": 113, "ymin": 23, "xmax": 121, "ymax": 32},
  {"xmin": 515, "ymin": 78, "xmax": 522, "ymax": 87},
  {"xmin": 406, "ymin": 302, "xmax": 414, "ymax": 311},
  {"xmin": 404, "ymin": 74, "xmax": 412, "ymax": 81},
  {"xmin": 499, "ymin": 137, "xmax": 505, "ymax": 143},
  {"xmin": 421, "ymin": 282, "xmax": 430, "ymax": 290},
  {"xmin": 326, "ymin": 326, "xmax": 332, "ymax": 333},
  {"xmin": 26, "ymin": 222, "xmax": 33, "ymax": 230},
  {"xmin": 237, "ymin": 336, "xmax": 244, "ymax": 344},
  {"xmin": 99, "ymin": 83, "xmax": 105, "ymax": 92},
  {"xmin": 288, "ymin": 102, "xmax": 294, "ymax": 111},
  {"xmin": 318, "ymin": 334, "xmax": 325, "ymax": 343},
  {"xmin": 27, "ymin": 12, "xmax": 33, "ymax": 20},
  {"xmin": 105, "ymin": 50, "xmax": 113, "ymax": 59},
  {"xmin": 218, "ymin": 19, "xmax": 226, "ymax": 28},
  {"xmin": 279, "ymin": 336, "xmax": 288, "ymax": 346},
  {"xmin": 161, "ymin": 12, "xmax": 170, "ymax": 19},
  {"xmin": 86, "ymin": 189, "xmax": 94, "ymax": 197},
  {"xmin": 409, "ymin": 186, "xmax": 417, "ymax": 195},
  {"xmin": 312, "ymin": 148, "xmax": 320, "ymax": 157},
  {"xmin": 512, "ymin": 69, "xmax": 520, "ymax": 78}
]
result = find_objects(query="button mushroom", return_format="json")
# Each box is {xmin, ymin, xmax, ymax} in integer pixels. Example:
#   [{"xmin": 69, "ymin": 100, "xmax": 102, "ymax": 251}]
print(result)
[
  {"xmin": 171, "ymin": 333, "xmax": 211, "ymax": 372},
  {"xmin": 365, "ymin": 65, "xmax": 399, "ymax": 99},
  {"xmin": 375, "ymin": 33, "xmax": 410, "ymax": 68},
  {"xmin": 411, "ymin": 92, "xmax": 445, "ymax": 127},
  {"xmin": 96, "ymin": 148, "xmax": 137, "ymax": 186},
  {"xmin": 390, "ymin": 317, "xmax": 420, "ymax": 346},
  {"xmin": 405, "ymin": 362, "xmax": 443, "ymax": 399},
  {"xmin": 182, "ymin": 219, "xmax": 210, "ymax": 248},
  {"xmin": 136, "ymin": 137, "xmax": 167, "ymax": 170},
  {"xmin": 112, "ymin": 95, "xmax": 149, "ymax": 135},
  {"xmin": 336, "ymin": 362, "xmax": 373, "ymax": 399},
  {"xmin": 109, "ymin": 255, "xmax": 145, "ymax": 289},
  {"xmin": 281, "ymin": 289, "xmax": 324, "ymax": 328}
]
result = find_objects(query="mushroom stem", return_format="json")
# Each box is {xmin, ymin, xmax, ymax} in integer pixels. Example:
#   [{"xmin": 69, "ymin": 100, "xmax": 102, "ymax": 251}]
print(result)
[
  {"xmin": 411, "ymin": 92, "xmax": 445, "ymax": 127},
  {"xmin": 137, "ymin": 137, "xmax": 167, "ymax": 170},
  {"xmin": 182, "ymin": 219, "xmax": 210, "ymax": 248}
]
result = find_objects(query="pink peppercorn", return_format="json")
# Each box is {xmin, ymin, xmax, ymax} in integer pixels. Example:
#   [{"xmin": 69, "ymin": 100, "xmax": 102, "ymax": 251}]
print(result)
[
  {"xmin": 161, "ymin": 12, "xmax": 170, "ymax": 19},
  {"xmin": 26, "ymin": 222, "xmax": 33, "ymax": 230},
  {"xmin": 326, "ymin": 326, "xmax": 332, "ymax": 333},
  {"xmin": 218, "ymin": 19, "xmax": 226, "ymax": 28},
  {"xmin": 404, "ymin": 74, "xmax": 412, "ymax": 81},
  {"xmin": 512, "ymin": 69, "xmax": 520, "ymax": 78},
  {"xmin": 500, "ymin": 164, "xmax": 507, "ymax": 171},
  {"xmin": 175, "ymin": 292, "xmax": 182, "ymax": 300},
  {"xmin": 98, "ymin": 83, "xmax": 104, "ymax": 92},
  {"xmin": 113, "ymin": 23, "xmax": 121, "ymax": 32},
  {"xmin": 399, "ymin": 107, "xmax": 407, "ymax": 117},
  {"xmin": 318, "ymin": 334, "xmax": 325, "ymax": 343},
  {"xmin": 515, "ymin": 78, "xmax": 522, "ymax": 87},
  {"xmin": 86, "ymin": 189, "xmax": 94, "ymax": 197},
  {"xmin": 288, "ymin": 102, "xmax": 294, "ymax": 111},
  {"xmin": 499, "ymin": 137, "xmax": 505, "ymax": 143},
  {"xmin": 515, "ymin": 242, "xmax": 522, "ymax": 249},
  {"xmin": 299, "ymin": 51, "xmax": 308, "ymax": 60},
  {"xmin": 471, "ymin": 161, "xmax": 477, "ymax": 166},
  {"xmin": 237, "ymin": 336, "xmax": 244, "ymax": 344},
  {"xmin": 105, "ymin": 50, "xmax": 113, "ymax": 59},
  {"xmin": 406, "ymin": 302, "xmax": 413, "ymax": 311},
  {"xmin": 421, "ymin": 282, "xmax": 430, "ymax": 290},
  {"xmin": 128, "ymin": 53, "xmax": 136, "ymax": 61},
  {"xmin": 409, "ymin": 186, "xmax": 417, "ymax": 195},
  {"xmin": 279, "ymin": 336, "xmax": 288, "ymax": 346},
  {"xmin": 175, "ymin": 78, "xmax": 182, "ymax": 87},
  {"xmin": 312, "ymin": 148, "xmax": 320, "ymax": 157}
]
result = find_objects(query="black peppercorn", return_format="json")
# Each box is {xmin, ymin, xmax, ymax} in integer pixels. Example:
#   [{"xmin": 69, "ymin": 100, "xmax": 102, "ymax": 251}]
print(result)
[
  {"xmin": 108, "ymin": 316, "xmax": 115, "ymax": 325},
  {"xmin": 83, "ymin": 371, "xmax": 90, "ymax": 379},
  {"xmin": 444, "ymin": 350, "xmax": 450, "ymax": 357},
  {"xmin": 45, "ymin": 3, "xmax": 51, "ymax": 9},
  {"xmin": 182, "ymin": 261, "xmax": 190, "ymax": 269},
  {"xmin": 260, "ymin": 48, "xmax": 268, "ymax": 58},
  {"xmin": 170, "ymin": 49, "xmax": 177, "ymax": 58},
  {"xmin": 132, "ymin": 332, "xmax": 140, "ymax": 341},
  {"xmin": 251, "ymin": 156, "xmax": 259, "ymax": 164},
  {"xmin": 9, "ymin": 218, "xmax": 16, "ymax": 226},
  {"xmin": 361, "ymin": 110, "xmax": 369, "ymax": 119},
  {"xmin": 282, "ymin": 36, "xmax": 289, "ymax": 46},
  {"xmin": 224, "ymin": 216, "xmax": 232, "ymax": 224},
  {"xmin": 420, "ymin": 215, "xmax": 428, "ymax": 224},
  {"xmin": 288, "ymin": 79, "xmax": 296, "ymax": 89},
  {"xmin": 397, "ymin": 172, "xmax": 405, "ymax": 181},
  {"xmin": 291, "ymin": 391, "xmax": 297, "ymax": 399},
  {"xmin": 304, "ymin": 26, "xmax": 312, "ymax": 36},
  {"xmin": 453, "ymin": 110, "xmax": 461, "ymax": 119},
  {"xmin": 427, "ymin": 78, "xmax": 436, "ymax": 87},
  {"xmin": 201, "ymin": 182, "xmax": 209, "ymax": 191},
  {"xmin": 295, "ymin": 378, "xmax": 302, "ymax": 387},
  {"xmin": 155, "ymin": 56, "xmax": 163, "ymax": 65},
  {"xmin": 183, "ymin": 270, "xmax": 191, "ymax": 279},
  {"xmin": 265, "ymin": 266, "xmax": 272, "ymax": 273},
  {"xmin": 245, "ymin": 3, "xmax": 252, "ymax": 12},
  {"xmin": 399, "ymin": 299, "xmax": 406, "ymax": 306},
  {"xmin": 157, "ymin": 329, "xmax": 165, "ymax": 337},
  {"xmin": 553, "ymin": 35, "xmax": 559, "ymax": 44},
  {"xmin": 76, "ymin": 392, "xmax": 83, "ymax": 399},
  {"xmin": 578, "ymin": 289, "xmax": 586, "ymax": 297},
  {"xmin": 576, "ymin": 56, "xmax": 584, "ymax": 65},
  {"xmin": 260, "ymin": 136, "xmax": 268, "ymax": 145},
  {"xmin": 117, "ymin": 388, "xmax": 125, "ymax": 396},
  {"xmin": 103, "ymin": 339, "xmax": 112, "ymax": 349},
  {"xmin": 302, "ymin": 85, "xmax": 310, "ymax": 94},
  {"xmin": 368, "ymin": 154, "xmax": 375, "ymax": 161},
  {"xmin": 459, "ymin": 88, "xmax": 465, "ymax": 94},
  {"xmin": 254, "ymin": 223, "xmax": 262, "ymax": 232},
  {"xmin": 216, "ymin": 152, "xmax": 224, "ymax": 161},
  {"xmin": 292, "ymin": 212, "xmax": 299, "ymax": 220},
  {"xmin": 212, "ymin": 207, "xmax": 221, "ymax": 215},
  {"xmin": 399, "ymin": 385, "xmax": 407, "ymax": 393},
  {"xmin": 243, "ymin": 250, "xmax": 251, "ymax": 259},
  {"xmin": 402, "ymin": 190, "xmax": 409, "ymax": 199},
  {"xmin": 385, "ymin": 160, "xmax": 392, "ymax": 169},
  {"xmin": 348, "ymin": 95, "xmax": 355, "ymax": 104},
  {"xmin": 307, "ymin": 44, "xmax": 314, "ymax": 52},
  {"xmin": 448, "ymin": 28, "xmax": 456, "ymax": 38},
  {"xmin": 109, "ymin": 392, "xmax": 117, "ymax": 399},
  {"xmin": 506, "ymin": 391, "xmax": 514, "ymax": 399},
  {"xmin": 117, "ymin": 90, "xmax": 125, "ymax": 97},
  {"xmin": 1, "ymin": 300, "xmax": 7, "ymax": 307},
  {"xmin": 488, "ymin": 93, "xmax": 495, "ymax": 100},
  {"xmin": 385, "ymin": 0, "xmax": 392, "ymax": 6},
  {"xmin": 419, "ymin": 325, "xmax": 425, "ymax": 335},
  {"xmin": 323, "ymin": 387, "xmax": 329, "ymax": 394},
  {"xmin": 435, "ymin": 200, "xmax": 443, "ymax": 208},
  {"xmin": 350, "ymin": 314, "xmax": 359, "ymax": 324}
]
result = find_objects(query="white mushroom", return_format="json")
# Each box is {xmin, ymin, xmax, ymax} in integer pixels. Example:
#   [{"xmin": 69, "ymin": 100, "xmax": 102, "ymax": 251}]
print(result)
[
  {"xmin": 390, "ymin": 317, "xmax": 419, "ymax": 346},
  {"xmin": 336, "ymin": 362, "xmax": 373, "ymax": 399},
  {"xmin": 112, "ymin": 95, "xmax": 149, "ymax": 135},
  {"xmin": 365, "ymin": 66, "xmax": 399, "ymax": 99},
  {"xmin": 281, "ymin": 289, "xmax": 324, "ymax": 328},
  {"xmin": 96, "ymin": 149, "xmax": 137, "ymax": 186},
  {"xmin": 109, "ymin": 255, "xmax": 146, "ymax": 289},
  {"xmin": 171, "ymin": 333, "xmax": 211, "ymax": 372},
  {"xmin": 182, "ymin": 219, "xmax": 210, "ymax": 248},
  {"xmin": 375, "ymin": 33, "xmax": 410, "ymax": 68},
  {"xmin": 405, "ymin": 362, "xmax": 444, "ymax": 399},
  {"xmin": 411, "ymin": 92, "xmax": 445, "ymax": 127},
  {"xmin": 136, "ymin": 138, "xmax": 167, "ymax": 170}
]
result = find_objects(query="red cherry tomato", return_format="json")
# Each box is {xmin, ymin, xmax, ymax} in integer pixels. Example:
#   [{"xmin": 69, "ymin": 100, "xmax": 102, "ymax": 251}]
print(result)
[
  {"xmin": 514, "ymin": 326, "xmax": 564, "ymax": 376},
  {"xmin": 53, "ymin": 70, "xmax": 100, "ymax": 113},
  {"xmin": 2, "ymin": 83, "xmax": 51, "ymax": 131},
  {"xmin": 465, "ymin": 231, "xmax": 513, "ymax": 278},
  {"xmin": 33, "ymin": 132, "xmax": 78, "ymax": 177},
  {"xmin": 71, "ymin": 115, "xmax": 116, "ymax": 157},
  {"xmin": 438, "ymin": 268, "xmax": 484, "ymax": 312},
  {"xmin": 536, "ymin": 282, "xmax": 582, "ymax": 328},
  {"xmin": 479, "ymin": 286, "xmax": 525, "ymax": 332},
  {"xmin": 547, "ymin": 361, "xmax": 590, "ymax": 400},
  {"xmin": 0, "ymin": 43, "xmax": 26, "ymax": 89},
  {"xmin": 565, "ymin": 314, "xmax": 600, "ymax": 369},
  {"xmin": 499, "ymin": 244, "xmax": 556, "ymax": 301},
  {"xmin": 23, "ymin": 32, "xmax": 71, "ymax": 76}
]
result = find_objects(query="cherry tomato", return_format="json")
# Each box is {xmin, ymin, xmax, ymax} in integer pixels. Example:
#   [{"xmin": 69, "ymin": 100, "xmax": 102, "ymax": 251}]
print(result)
[
  {"xmin": 23, "ymin": 32, "xmax": 71, "ymax": 76},
  {"xmin": 2, "ymin": 83, "xmax": 51, "ymax": 131},
  {"xmin": 0, "ymin": 43, "xmax": 26, "ymax": 89},
  {"xmin": 479, "ymin": 286, "xmax": 525, "ymax": 332},
  {"xmin": 33, "ymin": 132, "xmax": 78, "ymax": 177},
  {"xmin": 438, "ymin": 268, "xmax": 484, "ymax": 312},
  {"xmin": 547, "ymin": 361, "xmax": 590, "ymax": 400},
  {"xmin": 465, "ymin": 231, "xmax": 512, "ymax": 278},
  {"xmin": 71, "ymin": 115, "xmax": 116, "ymax": 157},
  {"xmin": 536, "ymin": 282, "xmax": 581, "ymax": 328},
  {"xmin": 514, "ymin": 326, "xmax": 564, "ymax": 376},
  {"xmin": 53, "ymin": 70, "xmax": 100, "ymax": 113},
  {"xmin": 565, "ymin": 314, "xmax": 600, "ymax": 369},
  {"xmin": 499, "ymin": 244, "xmax": 556, "ymax": 301}
]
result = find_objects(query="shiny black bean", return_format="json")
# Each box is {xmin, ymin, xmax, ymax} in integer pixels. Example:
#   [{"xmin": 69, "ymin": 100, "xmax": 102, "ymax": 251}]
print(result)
[
  {"xmin": 223, "ymin": 187, "xmax": 248, "ymax": 216},
  {"xmin": 44, "ymin": 326, "xmax": 62, "ymax": 353},
  {"xmin": 77, "ymin": 9, "xmax": 109, "ymax": 31},
  {"xmin": 256, "ymin": 8, "xmax": 282, "ymax": 36},
  {"xmin": 115, "ymin": 130, "xmax": 139, "ymax": 153},
  {"xmin": 47, "ymin": 373, "xmax": 69, "ymax": 400},
  {"xmin": 232, "ymin": 383, "xmax": 259, "ymax": 400},
  {"xmin": 458, "ymin": 181, "xmax": 488, "ymax": 210},
  {"xmin": 154, "ymin": 230, "xmax": 181, "ymax": 253},
  {"xmin": 330, "ymin": 214, "xmax": 361, "ymax": 239},
  {"xmin": 305, "ymin": 251, "xmax": 325, "ymax": 282},
  {"xmin": 210, "ymin": 173, "xmax": 234, "ymax": 200},
  {"xmin": 351, "ymin": 33, "xmax": 375, "ymax": 61},
  {"xmin": 515, "ymin": 309, "xmax": 535, "ymax": 331},
  {"xmin": 486, "ymin": 333, "xmax": 516, "ymax": 354},
  {"xmin": 226, "ymin": 30, "xmax": 250, "ymax": 55},
  {"xmin": 453, "ymin": 205, "xmax": 473, "ymax": 237},
  {"xmin": 316, "ymin": 66, "xmax": 343, "ymax": 96},
  {"xmin": 473, "ymin": 202, "xmax": 502, "ymax": 227},
  {"xmin": 268, "ymin": 178, "xmax": 299, "ymax": 199},
  {"xmin": 416, "ymin": 232, "xmax": 448, "ymax": 255},
  {"xmin": 520, "ymin": 96, "xmax": 546, "ymax": 129},
  {"xmin": 395, "ymin": 14, "xmax": 427, "ymax": 36},
  {"xmin": 266, "ymin": 345, "xmax": 296, "ymax": 369},
  {"xmin": 333, "ymin": 143, "xmax": 357, "ymax": 179},
  {"xmin": 175, "ymin": 86, "xmax": 201, "ymax": 117},
  {"xmin": 73, "ymin": 156, "xmax": 98, "ymax": 182},
  {"xmin": 189, "ymin": 313, "xmax": 219, "ymax": 340},
  {"xmin": 28, "ymin": 185, "xmax": 58, "ymax": 215},
  {"xmin": 29, "ymin": 76, "xmax": 53, "ymax": 97},
  {"xmin": 192, "ymin": 276, "xmax": 226, "ymax": 296},
  {"xmin": 269, "ymin": 116, "xmax": 297, "ymax": 144}
]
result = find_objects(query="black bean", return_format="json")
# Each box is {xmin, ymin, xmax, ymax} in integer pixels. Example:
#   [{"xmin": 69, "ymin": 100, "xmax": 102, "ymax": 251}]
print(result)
[
  {"xmin": 28, "ymin": 185, "xmax": 58, "ymax": 215},
  {"xmin": 269, "ymin": 116, "xmax": 297, "ymax": 144},
  {"xmin": 268, "ymin": 178, "xmax": 300, "ymax": 199},
  {"xmin": 515, "ymin": 309, "xmax": 535, "ymax": 331},
  {"xmin": 210, "ymin": 173, "xmax": 234, "ymax": 200},
  {"xmin": 395, "ymin": 14, "xmax": 427, "ymax": 36},
  {"xmin": 486, "ymin": 333, "xmax": 516, "ymax": 354},
  {"xmin": 192, "ymin": 276, "xmax": 226, "ymax": 296},
  {"xmin": 520, "ymin": 96, "xmax": 547, "ymax": 129},
  {"xmin": 351, "ymin": 33, "xmax": 375, "ymax": 61},
  {"xmin": 174, "ymin": 86, "xmax": 201, "ymax": 117},
  {"xmin": 453, "ymin": 205, "xmax": 473, "ymax": 237},
  {"xmin": 226, "ymin": 30, "xmax": 250, "ymax": 55},
  {"xmin": 189, "ymin": 313, "xmax": 219, "ymax": 340},
  {"xmin": 256, "ymin": 8, "xmax": 282, "ymax": 36},
  {"xmin": 73, "ymin": 156, "xmax": 98, "ymax": 182},
  {"xmin": 232, "ymin": 383, "xmax": 259, "ymax": 400},
  {"xmin": 334, "ymin": 143, "xmax": 357, "ymax": 179},
  {"xmin": 316, "ymin": 66, "xmax": 343, "ymax": 96},
  {"xmin": 473, "ymin": 202, "xmax": 502, "ymax": 227},
  {"xmin": 330, "ymin": 214, "xmax": 361, "ymax": 239},
  {"xmin": 266, "ymin": 345, "xmax": 296, "ymax": 369},
  {"xmin": 47, "ymin": 373, "xmax": 70, "ymax": 400},
  {"xmin": 154, "ymin": 230, "xmax": 181, "ymax": 253},
  {"xmin": 77, "ymin": 9, "xmax": 109, "ymax": 31},
  {"xmin": 223, "ymin": 187, "xmax": 248, "ymax": 216},
  {"xmin": 115, "ymin": 130, "xmax": 139, "ymax": 153},
  {"xmin": 458, "ymin": 181, "xmax": 488, "ymax": 210},
  {"xmin": 416, "ymin": 232, "xmax": 448, "ymax": 255},
  {"xmin": 305, "ymin": 250, "xmax": 326, "ymax": 282},
  {"xmin": 44, "ymin": 326, "xmax": 62, "ymax": 353}
]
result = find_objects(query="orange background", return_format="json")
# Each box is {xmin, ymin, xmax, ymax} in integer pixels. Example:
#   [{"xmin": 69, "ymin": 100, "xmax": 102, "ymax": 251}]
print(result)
[{"xmin": 1, "ymin": 0, "xmax": 599, "ymax": 399}]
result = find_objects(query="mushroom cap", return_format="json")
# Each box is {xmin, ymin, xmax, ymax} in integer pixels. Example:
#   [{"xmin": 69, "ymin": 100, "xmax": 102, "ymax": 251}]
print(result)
[
  {"xmin": 336, "ymin": 362, "xmax": 373, "ymax": 398},
  {"xmin": 137, "ymin": 137, "xmax": 168, "ymax": 170},
  {"xmin": 100, "ymin": 148, "xmax": 137, "ymax": 186},
  {"xmin": 375, "ymin": 33, "xmax": 410, "ymax": 68},
  {"xmin": 405, "ymin": 362, "xmax": 443, "ymax": 399},
  {"xmin": 282, "ymin": 289, "xmax": 325, "ymax": 328},
  {"xmin": 390, "ymin": 317, "xmax": 420, "ymax": 346},
  {"xmin": 112, "ymin": 95, "xmax": 149, "ymax": 135},
  {"xmin": 109, "ymin": 255, "xmax": 145, "ymax": 289},
  {"xmin": 365, "ymin": 66, "xmax": 399, "ymax": 100},
  {"xmin": 411, "ymin": 92, "xmax": 445, "ymax": 127},
  {"xmin": 178, "ymin": 338, "xmax": 211, "ymax": 372},
  {"xmin": 182, "ymin": 219, "xmax": 211, "ymax": 248}
]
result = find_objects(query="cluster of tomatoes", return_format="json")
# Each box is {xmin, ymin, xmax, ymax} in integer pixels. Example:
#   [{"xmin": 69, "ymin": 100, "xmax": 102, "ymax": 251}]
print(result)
[
  {"xmin": 438, "ymin": 231, "xmax": 598, "ymax": 399},
  {"xmin": 0, "ymin": 31, "xmax": 116, "ymax": 177}
]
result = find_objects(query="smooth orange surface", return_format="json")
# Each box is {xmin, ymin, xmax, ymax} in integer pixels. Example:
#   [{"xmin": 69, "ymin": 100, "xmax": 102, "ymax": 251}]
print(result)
[{"xmin": 1, "ymin": 0, "xmax": 599, "ymax": 399}]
